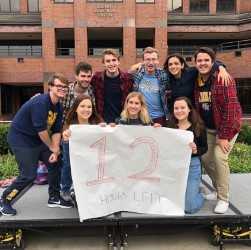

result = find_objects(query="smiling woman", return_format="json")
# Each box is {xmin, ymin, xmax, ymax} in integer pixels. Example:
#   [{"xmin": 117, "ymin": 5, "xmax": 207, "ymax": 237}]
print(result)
[{"xmin": 60, "ymin": 94, "xmax": 102, "ymax": 202}]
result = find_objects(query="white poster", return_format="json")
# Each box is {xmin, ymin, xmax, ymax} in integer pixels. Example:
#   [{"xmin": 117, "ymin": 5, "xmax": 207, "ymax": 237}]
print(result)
[{"xmin": 69, "ymin": 125, "xmax": 193, "ymax": 222}]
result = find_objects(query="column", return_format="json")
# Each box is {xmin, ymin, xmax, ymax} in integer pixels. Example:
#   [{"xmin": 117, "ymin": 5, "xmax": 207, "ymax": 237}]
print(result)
[
  {"xmin": 74, "ymin": 0, "xmax": 88, "ymax": 64},
  {"xmin": 41, "ymin": 0, "xmax": 55, "ymax": 91},
  {"xmin": 183, "ymin": 0, "xmax": 189, "ymax": 15},
  {"xmin": 210, "ymin": 0, "xmax": 217, "ymax": 14},
  {"xmin": 20, "ymin": 0, "xmax": 28, "ymax": 14},
  {"xmin": 123, "ymin": 0, "xmax": 136, "ymax": 68},
  {"xmin": 155, "ymin": 0, "xmax": 168, "ymax": 65}
]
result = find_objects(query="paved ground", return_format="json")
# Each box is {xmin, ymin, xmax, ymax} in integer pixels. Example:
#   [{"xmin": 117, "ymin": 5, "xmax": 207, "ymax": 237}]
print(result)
[{"xmin": 23, "ymin": 226, "xmax": 251, "ymax": 250}]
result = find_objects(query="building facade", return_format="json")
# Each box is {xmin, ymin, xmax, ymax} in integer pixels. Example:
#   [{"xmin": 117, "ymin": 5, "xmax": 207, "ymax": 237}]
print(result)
[{"xmin": 0, "ymin": 0, "xmax": 251, "ymax": 119}]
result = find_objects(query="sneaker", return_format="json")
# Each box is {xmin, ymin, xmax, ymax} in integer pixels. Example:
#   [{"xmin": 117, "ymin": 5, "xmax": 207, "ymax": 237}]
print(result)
[
  {"xmin": 214, "ymin": 200, "xmax": 229, "ymax": 214},
  {"xmin": 0, "ymin": 199, "xmax": 17, "ymax": 216},
  {"xmin": 48, "ymin": 197, "xmax": 73, "ymax": 208},
  {"xmin": 202, "ymin": 191, "xmax": 217, "ymax": 201},
  {"xmin": 60, "ymin": 191, "xmax": 72, "ymax": 202}
]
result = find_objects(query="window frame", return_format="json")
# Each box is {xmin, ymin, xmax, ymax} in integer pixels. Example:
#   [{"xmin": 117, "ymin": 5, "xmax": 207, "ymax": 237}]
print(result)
[
  {"xmin": 168, "ymin": 0, "xmax": 183, "ymax": 13},
  {"xmin": 189, "ymin": 0, "xmax": 209, "ymax": 13},
  {"xmin": 216, "ymin": 0, "xmax": 236, "ymax": 13},
  {"xmin": 0, "ymin": 0, "xmax": 20, "ymax": 13},
  {"xmin": 27, "ymin": 0, "xmax": 40, "ymax": 12}
]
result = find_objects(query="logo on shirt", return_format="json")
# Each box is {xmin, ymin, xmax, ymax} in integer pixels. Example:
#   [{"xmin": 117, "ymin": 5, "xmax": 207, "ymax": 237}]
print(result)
[
  {"xmin": 140, "ymin": 79, "xmax": 160, "ymax": 93},
  {"xmin": 47, "ymin": 111, "xmax": 57, "ymax": 130},
  {"xmin": 199, "ymin": 91, "xmax": 212, "ymax": 111}
]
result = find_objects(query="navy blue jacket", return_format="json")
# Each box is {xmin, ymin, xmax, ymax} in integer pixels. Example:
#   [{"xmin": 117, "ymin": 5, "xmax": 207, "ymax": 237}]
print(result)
[{"xmin": 8, "ymin": 93, "xmax": 63, "ymax": 147}]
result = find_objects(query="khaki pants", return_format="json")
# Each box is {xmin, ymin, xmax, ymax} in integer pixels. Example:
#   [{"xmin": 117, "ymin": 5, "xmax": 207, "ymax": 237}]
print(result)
[{"xmin": 202, "ymin": 129, "xmax": 238, "ymax": 202}]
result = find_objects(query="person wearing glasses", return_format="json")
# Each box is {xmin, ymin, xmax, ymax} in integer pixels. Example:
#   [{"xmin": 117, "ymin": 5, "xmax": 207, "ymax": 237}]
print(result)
[{"xmin": 0, "ymin": 73, "xmax": 73, "ymax": 216}]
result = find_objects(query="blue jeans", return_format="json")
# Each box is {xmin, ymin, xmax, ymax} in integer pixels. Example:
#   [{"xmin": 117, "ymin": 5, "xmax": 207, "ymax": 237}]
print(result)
[
  {"xmin": 185, "ymin": 156, "xmax": 204, "ymax": 214},
  {"xmin": 60, "ymin": 141, "xmax": 72, "ymax": 193}
]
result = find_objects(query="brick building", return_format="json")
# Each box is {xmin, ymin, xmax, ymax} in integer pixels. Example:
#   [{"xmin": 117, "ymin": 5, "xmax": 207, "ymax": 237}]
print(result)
[{"xmin": 0, "ymin": 0, "xmax": 250, "ymax": 119}]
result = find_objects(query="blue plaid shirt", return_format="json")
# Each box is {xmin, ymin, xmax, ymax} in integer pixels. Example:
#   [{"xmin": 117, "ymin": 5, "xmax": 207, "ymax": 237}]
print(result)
[{"xmin": 133, "ymin": 66, "xmax": 170, "ymax": 118}]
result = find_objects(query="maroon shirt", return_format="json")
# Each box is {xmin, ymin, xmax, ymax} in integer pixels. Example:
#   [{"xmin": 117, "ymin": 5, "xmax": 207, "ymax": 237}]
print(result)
[
  {"xmin": 91, "ymin": 69, "xmax": 133, "ymax": 120},
  {"xmin": 194, "ymin": 71, "xmax": 242, "ymax": 140}
]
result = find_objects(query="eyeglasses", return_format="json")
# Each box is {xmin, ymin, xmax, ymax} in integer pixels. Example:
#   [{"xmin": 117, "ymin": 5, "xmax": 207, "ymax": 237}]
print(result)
[
  {"xmin": 51, "ymin": 84, "xmax": 69, "ymax": 90},
  {"xmin": 144, "ymin": 58, "xmax": 158, "ymax": 62}
]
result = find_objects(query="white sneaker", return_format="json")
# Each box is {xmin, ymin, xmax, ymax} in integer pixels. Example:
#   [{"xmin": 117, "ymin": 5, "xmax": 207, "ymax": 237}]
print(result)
[
  {"xmin": 202, "ymin": 191, "xmax": 217, "ymax": 201},
  {"xmin": 214, "ymin": 200, "xmax": 229, "ymax": 214}
]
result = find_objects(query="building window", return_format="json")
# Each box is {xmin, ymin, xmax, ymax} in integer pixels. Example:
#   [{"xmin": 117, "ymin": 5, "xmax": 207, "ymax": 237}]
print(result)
[
  {"xmin": 168, "ymin": 0, "xmax": 182, "ymax": 13},
  {"xmin": 136, "ymin": 28, "xmax": 155, "ymax": 57},
  {"xmin": 88, "ymin": 0, "xmax": 122, "ymax": 2},
  {"xmin": 87, "ymin": 27, "xmax": 123, "ymax": 56},
  {"xmin": 55, "ymin": 29, "xmax": 75, "ymax": 57},
  {"xmin": 0, "ymin": 0, "xmax": 20, "ymax": 12},
  {"xmin": 28, "ymin": 0, "xmax": 40, "ymax": 12},
  {"xmin": 136, "ymin": 0, "xmax": 154, "ymax": 3},
  {"xmin": 190, "ymin": 0, "xmax": 209, "ymax": 13},
  {"xmin": 236, "ymin": 79, "xmax": 251, "ymax": 114},
  {"xmin": 217, "ymin": 0, "xmax": 235, "ymax": 13},
  {"xmin": 54, "ymin": 0, "xmax": 73, "ymax": 3}
]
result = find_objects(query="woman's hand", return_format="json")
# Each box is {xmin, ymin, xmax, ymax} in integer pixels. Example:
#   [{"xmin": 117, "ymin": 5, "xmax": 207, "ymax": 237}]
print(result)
[
  {"xmin": 62, "ymin": 129, "xmax": 71, "ymax": 141},
  {"xmin": 189, "ymin": 142, "xmax": 197, "ymax": 154},
  {"xmin": 153, "ymin": 123, "xmax": 162, "ymax": 128},
  {"xmin": 109, "ymin": 123, "xmax": 116, "ymax": 127},
  {"xmin": 99, "ymin": 122, "xmax": 107, "ymax": 127}
]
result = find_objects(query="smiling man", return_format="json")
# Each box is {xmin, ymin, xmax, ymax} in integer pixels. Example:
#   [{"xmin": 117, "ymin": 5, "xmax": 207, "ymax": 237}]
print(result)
[
  {"xmin": 0, "ymin": 73, "xmax": 72, "ymax": 216},
  {"xmin": 133, "ymin": 47, "xmax": 169, "ymax": 126},
  {"xmin": 194, "ymin": 47, "xmax": 242, "ymax": 214},
  {"xmin": 62, "ymin": 62, "xmax": 95, "ymax": 124},
  {"xmin": 91, "ymin": 49, "xmax": 133, "ymax": 123}
]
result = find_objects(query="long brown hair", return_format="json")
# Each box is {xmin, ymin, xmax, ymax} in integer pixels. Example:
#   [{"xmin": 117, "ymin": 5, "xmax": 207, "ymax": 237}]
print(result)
[
  {"xmin": 65, "ymin": 95, "xmax": 102, "ymax": 127},
  {"xmin": 168, "ymin": 96, "xmax": 205, "ymax": 137},
  {"xmin": 163, "ymin": 53, "xmax": 188, "ymax": 75}
]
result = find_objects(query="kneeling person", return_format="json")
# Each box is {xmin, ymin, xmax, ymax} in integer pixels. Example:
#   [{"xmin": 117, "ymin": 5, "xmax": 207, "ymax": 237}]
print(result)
[{"xmin": 0, "ymin": 73, "xmax": 73, "ymax": 216}]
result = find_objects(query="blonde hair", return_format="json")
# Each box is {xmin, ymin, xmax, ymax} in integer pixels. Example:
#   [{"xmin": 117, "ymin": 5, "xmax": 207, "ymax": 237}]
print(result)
[
  {"xmin": 121, "ymin": 92, "xmax": 151, "ymax": 124},
  {"xmin": 143, "ymin": 47, "xmax": 159, "ymax": 60}
]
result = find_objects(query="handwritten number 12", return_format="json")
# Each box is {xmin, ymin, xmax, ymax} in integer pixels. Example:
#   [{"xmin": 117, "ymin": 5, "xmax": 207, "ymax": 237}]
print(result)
[{"xmin": 86, "ymin": 136, "xmax": 160, "ymax": 186}]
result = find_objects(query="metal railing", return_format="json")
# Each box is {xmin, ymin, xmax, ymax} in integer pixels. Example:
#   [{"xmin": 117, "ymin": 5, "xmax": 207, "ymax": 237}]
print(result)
[
  {"xmin": 136, "ymin": 48, "xmax": 144, "ymax": 57},
  {"xmin": 168, "ymin": 46, "xmax": 199, "ymax": 56},
  {"xmin": 88, "ymin": 47, "xmax": 123, "ymax": 56},
  {"xmin": 0, "ymin": 46, "xmax": 42, "ymax": 57},
  {"xmin": 218, "ymin": 39, "xmax": 251, "ymax": 51},
  {"xmin": 168, "ymin": 39, "xmax": 251, "ymax": 56},
  {"xmin": 56, "ymin": 48, "xmax": 75, "ymax": 56}
]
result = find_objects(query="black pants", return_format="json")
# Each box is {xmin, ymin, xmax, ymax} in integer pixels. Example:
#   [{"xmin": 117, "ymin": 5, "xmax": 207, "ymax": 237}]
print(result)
[{"xmin": 2, "ymin": 144, "xmax": 61, "ymax": 202}]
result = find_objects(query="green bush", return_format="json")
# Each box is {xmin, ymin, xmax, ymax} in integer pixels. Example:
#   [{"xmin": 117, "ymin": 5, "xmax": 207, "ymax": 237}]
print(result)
[
  {"xmin": 0, "ymin": 123, "xmax": 10, "ymax": 155},
  {"xmin": 0, "ymin": 153, "xmax": 18, "ymax": 180},
  {"xmin": 229, "ymin": 143, "xmax": 251, "ymax": 173},
  {"xmin": 237, "ymin": 124, "xmax": 251, "ymax": 145}
]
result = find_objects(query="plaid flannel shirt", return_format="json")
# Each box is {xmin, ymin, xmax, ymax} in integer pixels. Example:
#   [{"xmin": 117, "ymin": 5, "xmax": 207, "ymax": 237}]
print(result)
[
  {"xmin": 194, "ymin": 71, "xmax": 242, "ymax": 140},
  {"xmin": 133, "ymin": 66, "xmax": 170, "ymax": 118},
  {"xmin": 90, "ymin": 69, "xmax": 133, "ymax": 118},
  {"xmin": 61, "ymin": 81, "xmax": 96, "ymax": 124}
]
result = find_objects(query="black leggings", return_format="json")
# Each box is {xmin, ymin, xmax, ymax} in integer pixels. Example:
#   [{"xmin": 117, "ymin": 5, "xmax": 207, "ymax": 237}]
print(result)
[{"xmin": 2, "ymin": 144, "xmax": 61, "ymax": 202}]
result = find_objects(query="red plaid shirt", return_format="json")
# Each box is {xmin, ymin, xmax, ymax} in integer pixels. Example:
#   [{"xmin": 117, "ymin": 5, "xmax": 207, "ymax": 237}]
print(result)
[
  {"xmin": 194, "ymin": 71, "xmax": 242, "ymax": 140},
  {"xmin": 90, "ymin": 69, "xmax": 133, "ymax": 118}
]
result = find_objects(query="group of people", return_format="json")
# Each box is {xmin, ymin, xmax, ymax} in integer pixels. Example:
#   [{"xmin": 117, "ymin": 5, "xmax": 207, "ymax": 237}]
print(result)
[{"xmin": 0, "ymin": 46, "xmax": 242, "ymax": 217}]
